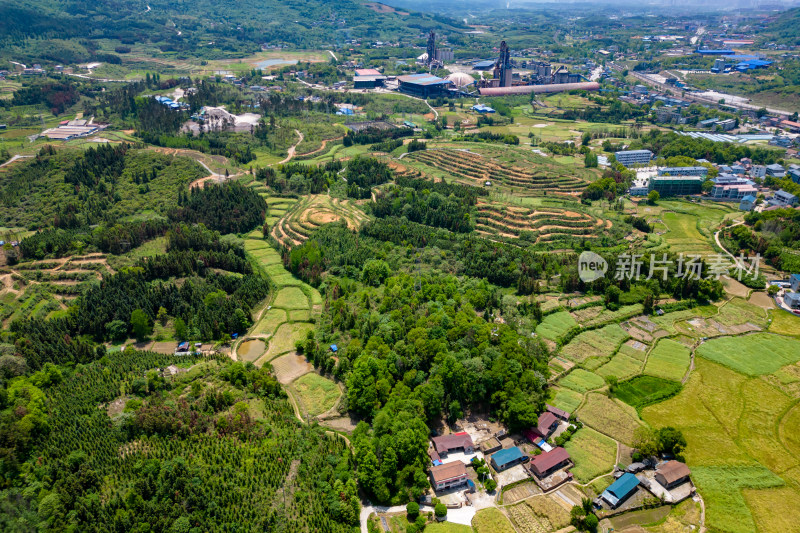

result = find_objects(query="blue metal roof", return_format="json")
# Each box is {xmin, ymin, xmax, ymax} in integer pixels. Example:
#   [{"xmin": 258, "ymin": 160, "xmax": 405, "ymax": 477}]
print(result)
[
  {"xmin": 790, "ymin": 274, "xmax": 800, "ymax": 281},
  {"xmin": 330, "ymin": 344, "xmax": 338, "ymax": 352},
  {"xmin": 473, "ymin": 60, "xmax": 496, "ymax": 68},
  {"xmin": 492, "ymin": 446, "xmax": 525, "ymax": 467},
  {"xmin": 696, "ymin": 49, "xmax": 735, "ymax": 55},
  {"xmin": 723, "ymin": 54, "xmax": 760, "ymax": 61},
  {"xmin": 606, "ymin": 473, "xmax": 640, "ymax": 500},
  {"xmin": 741, "ymin": 195, "xmax": 756, "ymax": 202}
]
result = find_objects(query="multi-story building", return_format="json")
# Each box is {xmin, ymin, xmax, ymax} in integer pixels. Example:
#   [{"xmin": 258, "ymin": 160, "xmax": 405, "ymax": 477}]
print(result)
[
  {"xmin": 657, "ymin": 166, "xmax": 708, "ymax": 177},
  {"xmin": 649, "ymin": 176, "xmax": 703, "ymax": 196},
  {"xmin": 615, "ymin": 150, "xmax": 654, "ymax": 167}
]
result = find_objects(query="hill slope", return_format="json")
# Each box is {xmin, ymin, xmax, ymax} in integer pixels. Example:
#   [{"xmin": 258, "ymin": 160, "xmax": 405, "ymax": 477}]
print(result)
[{"xmin": 0, "ymin": 0, "xmax": 467, "ymax": 63}]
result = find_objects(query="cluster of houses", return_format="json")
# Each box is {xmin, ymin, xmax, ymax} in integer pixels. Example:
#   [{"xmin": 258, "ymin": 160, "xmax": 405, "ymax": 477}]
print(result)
[
  {"xmin": 774, "ymin": 274, "xmax": 800, "ymax": 311},
  {"xmin": 627, "ymin": 156, "xmax": 799, "ymax": 211},
  {"xmin": 426, "ymin": 405, "xmax": 695, "ymax": 515}
]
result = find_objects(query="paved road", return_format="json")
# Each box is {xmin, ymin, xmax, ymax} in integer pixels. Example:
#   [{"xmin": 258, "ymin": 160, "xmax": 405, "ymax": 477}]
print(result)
[{"xmin": 621, "ymin": 67, "xmax": 792, "ymax": 117}]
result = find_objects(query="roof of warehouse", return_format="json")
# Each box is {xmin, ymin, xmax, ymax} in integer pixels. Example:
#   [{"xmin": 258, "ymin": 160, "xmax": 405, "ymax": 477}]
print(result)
[{"xmin": 397, "ymin": 73, "xmax": 452, "ymax": 86}]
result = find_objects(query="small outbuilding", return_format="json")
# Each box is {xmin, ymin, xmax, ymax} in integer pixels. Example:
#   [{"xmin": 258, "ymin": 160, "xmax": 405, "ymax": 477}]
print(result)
[
  {"xmin": 527, "ymin": 447, "xmax": 571, "ymax": 478},
  {"xmin": 655, "ymin": 461, "xmax": 691, "ymax": 489},
  {"xmin": 601, "ymin": 472, "xmax": 640, "ymax": 508},
  {"xmin": 491, "ymin": 446, "xmax": 527, "ymax": 471}
]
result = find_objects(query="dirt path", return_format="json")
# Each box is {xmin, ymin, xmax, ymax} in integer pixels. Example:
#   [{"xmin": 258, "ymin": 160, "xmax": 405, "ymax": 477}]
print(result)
[
  {"xmin": 295, "ymin": 136, "xmax": 342, "ymax": 158},
  {"xmin": 714, "ymin": 220, "xmax": 747, "ymax": 269},
  {"xmin": 273, "ymin": 129, "xmax": 304, "ymax": 165},
  {"xmin": 0, "ymin": 154, "xmax": 33, "ymax": 169}
]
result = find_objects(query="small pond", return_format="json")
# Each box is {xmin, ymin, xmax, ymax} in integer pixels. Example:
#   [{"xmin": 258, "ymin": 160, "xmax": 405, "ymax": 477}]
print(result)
[{"xmin": 237, "ymin": 339, "xmax": 266, "ymax": 362}]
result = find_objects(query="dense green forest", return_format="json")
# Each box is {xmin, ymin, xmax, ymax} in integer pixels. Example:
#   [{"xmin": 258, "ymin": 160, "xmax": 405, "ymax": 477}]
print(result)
[
  {"xmin": 0, "ymin": 351, "xmax": 360, "ymax": 532},
  {"xmin": 0, "ymin": 145, "xmax": 206, "ymax": 229},
  {"xmin": 316, "ymin": 272, "xmax": 550, "ymax": 503}
]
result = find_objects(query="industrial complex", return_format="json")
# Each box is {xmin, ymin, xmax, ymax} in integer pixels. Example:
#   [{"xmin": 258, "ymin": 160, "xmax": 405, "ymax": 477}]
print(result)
[{"xmin": 351, "ymin": 33, "xmax": 601, "ymax": 98}]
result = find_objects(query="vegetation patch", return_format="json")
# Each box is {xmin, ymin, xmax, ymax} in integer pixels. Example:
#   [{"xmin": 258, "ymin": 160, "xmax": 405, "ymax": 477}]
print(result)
[
  {"xmin": 563, "ymin": 427, "xmax": 617, "ymax": 483},
  {"xmin": 691, "ymin": 466, "xmax": 784, "ymax": 533},
  {"xmin": 613, "ymin": 375, "xmax": 682, "ymax": 412},
  {"xmin": 595, "ymin": 352, "xmax": 642, "ymax": 380},
  {"xmin": 643, "ymin": 338, "xmax": 691, "ymax": 381},
  {"xmin": 472, "ymin": 507, "xmax": 515, "ymax": 533},
  {"xmin": 550, "ymin": 388, "xmax": 583, "ymax": 414},
  {"xmin": 292, "ymin": 373, "xmax": 341, "ymax": 417},
  {"xmin": 696, "ymin": 333, "xmax": 800, "ymax": 376},
  {"xmin": 561, "ymin": 323, "xmax": 630, "ymax": 364},
  {"xmin": 272, "ymin": 287, "xmax": 310, "ymax": 310},
  {"xmin": 577, "ymin": 393, "xmax": 643, "ymax": 445},
  {"xmin": 536, "ymin": 311, "xmax": 577, "ymax": 341},
  {"xmin": 263, "ymin": 322, "xmax": 315, "ymax": 360},
  {"xmin": 558, "ymin": 369, "xmax": 605, "ymax": 393}
]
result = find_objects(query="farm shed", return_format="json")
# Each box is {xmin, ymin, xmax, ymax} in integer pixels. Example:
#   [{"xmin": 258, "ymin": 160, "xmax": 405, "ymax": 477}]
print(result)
[
  {"xmin": 601, "ymin": 472, "xmax": 640, "ymax": 508},
  {"xmin": 655, "ymin": 461, "xmax": 691, "ymax": 489},
  {"xmin": 491, "ymin": 446, "xmax": 527, "ymax": 471},
  {"xmin": 546, "ymin": 404, "xmax": 570, "ymax": 421},
  {"xmin": 526, "ymin": 447, "xmax": 571, "ymax": 478}
]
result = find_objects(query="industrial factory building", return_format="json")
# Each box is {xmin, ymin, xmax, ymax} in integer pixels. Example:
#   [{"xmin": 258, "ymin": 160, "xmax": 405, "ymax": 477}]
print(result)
[{"xmin": 397, "ymin": 73, "xmax": 454, "ymax": 98}]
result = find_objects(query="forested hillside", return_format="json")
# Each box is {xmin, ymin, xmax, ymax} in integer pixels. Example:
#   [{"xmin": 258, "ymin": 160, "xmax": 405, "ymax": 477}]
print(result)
[
  {"xmin": 0, "ymin": 351, "xmax": 359, "ymax": 532},
  {"xmin": 0, "ymin": 145, "xmax": 206, "ymax": 229},
  {"xmin": 0, "ymin": 0, "xmax": 466, "ymax": 63}
]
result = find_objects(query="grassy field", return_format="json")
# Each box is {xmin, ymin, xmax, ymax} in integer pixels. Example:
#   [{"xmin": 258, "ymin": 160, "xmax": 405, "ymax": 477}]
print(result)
[
  {"xmin": 613, "ymin": 375, "xmax": 682, "ymax": 412},
  {"xmin": 658, "ymin": 211, "xmax": 714, "ymax": 256},
  {"xmin": 472, "ymin": 508, "xmax": 515, "ymax": 533},
  {"xmin": 646, "ymin": 498, "xmax": 702, "ymax": 533},
  {"xmin": 643, "ymin": 338, "xmax": 691, "ymax": 381},
  {"xmin": 272, "ymin": 287, "xmax": 312, "ymax": 310},
  {"xmin": 292, "ymin": 373, "xmax": 341, "ymax": 416},
  {"xmin": 577, "ymin": 393, "xmax": 643, "ymax": 446},
  {"xmin": 536, "ymin": 311, "xmax": 577, "ymax": 341},
  {"xmin": 696, "ymin": 332, "xmax": 800, "ymax": 376},
  {"xmin": 563, "ymin": 427, "xmax": 617, "ymax": 483},
  {"xmin": 524, "ymin": 496, "xmax": 571, "ymax": 530},
  {"xmin": 558, "ymin": 369, "xmax": 605, "ymax": 393}
]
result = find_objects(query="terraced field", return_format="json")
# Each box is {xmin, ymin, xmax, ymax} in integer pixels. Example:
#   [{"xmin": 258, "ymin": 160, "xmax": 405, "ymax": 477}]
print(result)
[
  {"xmin": 475, "ymin": 201, "xmax": 606, "ymax": 243},
  {"xmin": 405, "ymin": 148, "xmax": 588, "ymax": 195},
  {"xmin": 0, "ymin": 254, "xmax": 112, "ymax": 327},
  {"xmin": 240, "ymin": 234, "xmax": 322, "ymax": 385},
  {"xmin": 270, "ymin": 194, "xmax": 367, "ymax": 249}
]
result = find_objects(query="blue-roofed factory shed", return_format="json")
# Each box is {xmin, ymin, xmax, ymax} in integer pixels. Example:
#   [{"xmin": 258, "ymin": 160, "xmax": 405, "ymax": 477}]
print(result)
[
  {"xmin": 490, "ymin": 446, "xmax": 527, "ymax": 471},
  {"xmin": 601, "ymin": 473, "xmax": 640, "ymax": 508},
  {"xmin": 696, "ymin": 49, "xmax": 735, "ymax": 55},
  {"xmin": 397, "ymin": 73, "xmax": 453, "ymax": 98}
]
